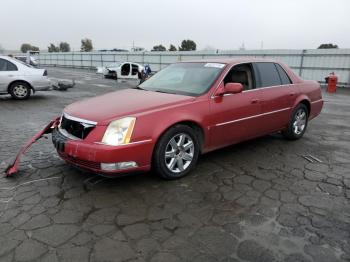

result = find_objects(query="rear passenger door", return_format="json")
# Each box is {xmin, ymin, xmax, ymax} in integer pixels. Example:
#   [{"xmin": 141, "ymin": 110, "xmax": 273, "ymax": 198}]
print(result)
[
  {"xmin": 253, "ymin": 62, "xmax": 295, "ymax": 133},
  {"xmin": 0, "ymin": 58, "xmax": 18, "ymax": 92}
]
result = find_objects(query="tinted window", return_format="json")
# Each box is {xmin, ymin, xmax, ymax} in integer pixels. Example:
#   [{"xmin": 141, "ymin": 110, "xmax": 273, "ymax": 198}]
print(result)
[
  {"xmin": 0, "ymin": 59, "xmax": 7, "ymax": 71},
  {"xmin": 255, "ymin": 62, "xmax": 281, "ymax": 88},
  {"xmin": 275, "ymin": 63, "xmax": 292, "ymax": 85},
  {"xmin": 131, "ymin": 64, "xmax": 139, "ymax": 75},
  {"xmin": 6, "ymin": 61, "xmax": 17, "ymax": 71}
]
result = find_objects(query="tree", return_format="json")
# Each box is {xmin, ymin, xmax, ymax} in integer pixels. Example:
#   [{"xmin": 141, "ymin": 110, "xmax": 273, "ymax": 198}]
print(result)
[
  {"xmin": 169, "ymin": 44, "xmax": 177, "ymax": 51},
  {"xmin": 20, "ymin": 43, "xmax": 39, "ymax": 53},
  {"xmin": 318, "ymin": 43, "xmax": 338, "ymax": 49},
  {"xmin": 48, "ymin": 43, "xmax": 59, "ymax": 52},
  {"xmin": 179, "ymin": 39, "xmax": 196, "ymax": 51},
  {"xmin": 59, "ymin": 42, "xmax": 71, "ymax": 52},
  {"xmin": 151, "ymin": 44, "xmax": 166, "ymax": 51},
  {"xmin": 81, "ymin": 38, "xmax": 93, "ymax": 52}
]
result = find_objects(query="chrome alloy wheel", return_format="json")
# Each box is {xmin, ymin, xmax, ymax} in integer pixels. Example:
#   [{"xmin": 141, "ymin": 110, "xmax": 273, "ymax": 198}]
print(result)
[
  {"xmin": 293, "ymin": 108, "xmax": 307, "ymax": 135},
  {"xmin": 13, "ymin": 84, "xmax": 28, "ymax": 98},
  {"xmin": 165, "ymin": 133, "xmax": 194, "ymax": 173}
]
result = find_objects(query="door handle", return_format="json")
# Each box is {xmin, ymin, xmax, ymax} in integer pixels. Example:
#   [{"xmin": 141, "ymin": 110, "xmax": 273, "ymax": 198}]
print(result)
[
  {"xmin": 251, "ymin": 99, "xmax": 259, "ymax": 104},
  {"xmin": 289, "ymin": 92, "xmax": 296, "ymax": 96}
]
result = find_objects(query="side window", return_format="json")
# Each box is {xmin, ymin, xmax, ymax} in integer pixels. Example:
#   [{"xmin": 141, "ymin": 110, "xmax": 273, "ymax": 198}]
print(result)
[
  {"xmin": 255, "ymin": 62, "xmax": 281, "ymax": 88},
  {"xmin": 0, "ymin": 59, "xmax": 7, "ymax": 71},
  {"xmin": 131, "ymin": 64, "xmax": 139, "ymax": 75},
  {"xmin": 6, "ymin": 61, "xmax": 18, "ymax": 71},
  {"xmin": 275, "ymin": 63, "xmax": 292, "ymax": 85},
  {"xmin": 224, "ymin": 63, "xmax": 255, "ymax": 91}
]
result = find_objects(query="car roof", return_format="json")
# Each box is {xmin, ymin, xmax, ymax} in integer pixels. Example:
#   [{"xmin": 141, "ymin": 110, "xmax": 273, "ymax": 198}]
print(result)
[{"xmin": 180, "ymin": 57, "xmax": 278, "ymax": 65}]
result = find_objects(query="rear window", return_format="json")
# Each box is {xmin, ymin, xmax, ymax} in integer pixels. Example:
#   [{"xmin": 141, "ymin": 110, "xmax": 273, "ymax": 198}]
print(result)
[
  {"xmin": 255, "ymin": 62, "xmax": 281, "ymax": 88},
  {"xmin": 275, "ymin": 63, "xmax": 292, "ymax": 85},
  {"xmin": 7, "ymin": 61, "xmax": 17, "ymax": 71},
  {"xmin": 0, "ymin": 58, "xmax": 18, "ymax": 71},
  {"xmin": 0, "ymin": 59, "xmax": 6, "ymax": 71}
]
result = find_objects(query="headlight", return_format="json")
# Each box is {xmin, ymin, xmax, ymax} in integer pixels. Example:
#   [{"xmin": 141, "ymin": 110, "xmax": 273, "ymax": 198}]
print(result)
[{"xmin": 101, "ymin": 117, "xmax": 136, "ymax": 146}]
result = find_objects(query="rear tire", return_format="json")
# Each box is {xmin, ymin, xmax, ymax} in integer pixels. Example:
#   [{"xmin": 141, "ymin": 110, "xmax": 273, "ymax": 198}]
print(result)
[
  {"xmin": 153, "ymin": 125, "xmax": 200, "ymax": 180},
  {"xmin": 282, "ymin": 104, "xmax": 308, "ymax": 140},
  {"xmin": 9, "ymin": 82, "xmax": 31, "ymax": 100}
]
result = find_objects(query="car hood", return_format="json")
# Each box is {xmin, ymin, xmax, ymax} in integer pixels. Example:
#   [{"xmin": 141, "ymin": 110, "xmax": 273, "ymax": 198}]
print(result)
[{"xmin": 64, "ymin": 89, "xmax": 194, "ymax": 125}]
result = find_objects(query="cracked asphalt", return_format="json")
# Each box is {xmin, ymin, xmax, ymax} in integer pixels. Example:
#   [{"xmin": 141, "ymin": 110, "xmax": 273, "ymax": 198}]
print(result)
[{"xmin": 0, "ymin": 67, "xmax": 349, "ymax": 262}]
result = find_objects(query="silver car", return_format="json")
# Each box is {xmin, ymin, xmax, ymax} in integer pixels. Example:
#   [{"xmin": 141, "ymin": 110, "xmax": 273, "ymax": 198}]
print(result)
[{"xmin": 0, "ymin": 55, "xmax": 50, "ymax": 99}]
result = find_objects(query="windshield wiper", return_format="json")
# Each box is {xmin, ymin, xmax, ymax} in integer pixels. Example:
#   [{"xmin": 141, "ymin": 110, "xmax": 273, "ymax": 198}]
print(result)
[
  {"xmin": 135, "ymin": 86, "xmax": 148, "ymax": 91},
  {"xmin": 153, "ymin": 89, "xmax": 177, "ymax": 94}
]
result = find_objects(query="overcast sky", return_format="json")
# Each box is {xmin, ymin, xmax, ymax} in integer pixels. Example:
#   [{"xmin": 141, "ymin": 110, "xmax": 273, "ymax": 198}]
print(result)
[{"xmin": 1, "ymin": 0, "xmax": 349, "ymax": 51}]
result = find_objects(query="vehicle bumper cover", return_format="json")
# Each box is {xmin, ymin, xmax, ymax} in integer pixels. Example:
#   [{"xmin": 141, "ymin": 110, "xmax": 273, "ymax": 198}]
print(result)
[
  {"xmin": 4, "ymin": 118, "xmax": 59, "ymax": 176},
  {"xmin": 52, "ymin": 128, "xmax": 153, "ymax": 176}
]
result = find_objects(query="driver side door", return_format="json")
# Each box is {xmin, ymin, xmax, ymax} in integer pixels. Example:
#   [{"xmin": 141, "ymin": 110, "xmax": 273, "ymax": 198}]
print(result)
[{"xmin": 208, "ymin": 63, "xmax": 263, "ymax": 150}]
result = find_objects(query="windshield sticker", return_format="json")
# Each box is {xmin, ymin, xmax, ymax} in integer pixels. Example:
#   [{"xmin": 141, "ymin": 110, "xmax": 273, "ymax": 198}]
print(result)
[{"xmin": 204, "ymin": 63, "xmax": 225, "ymax": 69}]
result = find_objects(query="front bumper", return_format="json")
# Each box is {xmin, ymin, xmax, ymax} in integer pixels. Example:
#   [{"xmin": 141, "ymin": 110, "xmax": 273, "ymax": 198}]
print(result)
[{"xmin": 52, "ymin": 128, "xmax": 153, "ymax": 176}]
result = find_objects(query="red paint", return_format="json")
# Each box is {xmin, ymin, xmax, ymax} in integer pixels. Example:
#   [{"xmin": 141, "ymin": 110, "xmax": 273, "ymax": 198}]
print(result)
[
  {"xmin": 59, "ymin": 59, "xmax": 323, "ymax": 175},
  {"xmin": 6, "ymin": 59, "xmax": 323, "ymax": 176},
  {"xmin": 5, "ymin": 119, "xmax": 59, "ymax": 176}
]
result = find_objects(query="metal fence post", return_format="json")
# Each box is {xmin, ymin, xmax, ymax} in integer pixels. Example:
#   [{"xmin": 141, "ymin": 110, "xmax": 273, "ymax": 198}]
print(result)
[
  {"xmin": 299, "ymin": 49, "xmax": 306, "ymax": 76},
  {"xmin": 159, "ymin": 54, "xmax": 162, "ymax": 69}
]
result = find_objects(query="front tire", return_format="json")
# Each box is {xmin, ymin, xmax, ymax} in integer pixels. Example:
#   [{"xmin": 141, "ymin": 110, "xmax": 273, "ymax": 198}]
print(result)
[
  {"xmin": 282, "ymin": 104, "xmax": 308, "ymax": 140},
  {"xmin": 9, "ymin": 82, "xmax": 31, "ymax": 100},
  {"xmin": 153, "ymin": 125, "xmax": 200, "ymax": 180}
]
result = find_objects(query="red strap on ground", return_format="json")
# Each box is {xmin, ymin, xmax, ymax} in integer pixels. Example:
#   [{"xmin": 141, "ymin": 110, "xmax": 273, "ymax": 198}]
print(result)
[{"xmin": 4, "ymin": 118, "xmax": 59, "ymax": 177}]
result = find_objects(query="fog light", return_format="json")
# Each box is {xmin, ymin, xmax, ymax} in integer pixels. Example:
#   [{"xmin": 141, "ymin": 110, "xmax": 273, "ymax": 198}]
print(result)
[{"xmin": 101, "ymin": 161, "xmax": 138, "ymax": 171}]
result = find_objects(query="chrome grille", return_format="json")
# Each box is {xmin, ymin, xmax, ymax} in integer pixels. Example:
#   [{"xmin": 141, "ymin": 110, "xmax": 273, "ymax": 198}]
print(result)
[{"xmin": 60, "ymin": 114, "xmax": 96, "ymax": 140}]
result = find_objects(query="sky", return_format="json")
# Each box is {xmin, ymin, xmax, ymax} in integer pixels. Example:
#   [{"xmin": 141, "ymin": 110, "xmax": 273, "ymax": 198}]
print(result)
[{"xmin": 1, "ymin": 0, "xmax": 349, "ymax": 51}]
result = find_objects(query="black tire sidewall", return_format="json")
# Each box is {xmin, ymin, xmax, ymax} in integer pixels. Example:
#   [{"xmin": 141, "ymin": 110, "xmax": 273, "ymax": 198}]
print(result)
[
  {"xmin": 9, "ymin": 82, "xmax": 31, "ymax": 100},
  {"xmin": 153, "ymin": 125, "xmax": 200, "ymax": 179}
]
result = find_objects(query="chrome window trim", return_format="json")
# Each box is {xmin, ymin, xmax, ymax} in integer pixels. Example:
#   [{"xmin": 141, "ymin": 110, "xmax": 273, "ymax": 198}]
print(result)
[
  {"xmin": 215, "ymin": 107, "xmax": 291, "ymax": 127},
  {"xmin": 63, "ymin": 112, "xmax": 97, "ymax": 126}
]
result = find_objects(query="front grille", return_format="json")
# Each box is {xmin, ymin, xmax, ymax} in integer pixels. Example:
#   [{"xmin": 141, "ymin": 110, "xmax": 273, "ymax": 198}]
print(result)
[
  {"xmin": 60, "ymin": 115, "xmax": 95, "ymax": 140},
  {"xmin": 58, "ymin": 151, "xmax": 101, "ymax": 170}
]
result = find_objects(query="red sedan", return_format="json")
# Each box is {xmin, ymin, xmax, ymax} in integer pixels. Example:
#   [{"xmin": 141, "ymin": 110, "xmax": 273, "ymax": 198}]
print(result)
[{"xmin": 50, "ymin": 58, "xmax": 323, "ymax": 179}]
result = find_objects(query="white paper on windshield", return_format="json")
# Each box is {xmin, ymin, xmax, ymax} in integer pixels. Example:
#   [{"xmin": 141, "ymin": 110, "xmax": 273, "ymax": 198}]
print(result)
[{"xmin": 204, "ymin": 63, "xmax": 225, "ymax": 68}]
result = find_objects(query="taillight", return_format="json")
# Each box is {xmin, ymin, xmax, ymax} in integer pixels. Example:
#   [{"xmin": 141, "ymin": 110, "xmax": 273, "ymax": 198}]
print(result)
[{"xmin": 43, "ymin": 70, "xmax": 47, "ymax": 76}]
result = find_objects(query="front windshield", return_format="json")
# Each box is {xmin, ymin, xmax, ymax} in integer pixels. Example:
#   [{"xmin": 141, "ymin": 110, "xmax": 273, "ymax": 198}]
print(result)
[{"xmin": 139, "ymin": 62, "xmax": 225, "ymax": 96}]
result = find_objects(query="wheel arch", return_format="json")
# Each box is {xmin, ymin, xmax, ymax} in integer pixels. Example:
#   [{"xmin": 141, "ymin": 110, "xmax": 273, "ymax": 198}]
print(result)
[
  {"xmin": 154, "ymin": 120, "xmax": 206, "ymax": 154},
  {"xmin": 292, "ymin": 95, "xmax": 311, "ymax": 115},
  {"xmin": 7, "ymin": 80, "xmax": 34, "ymax": 94}
]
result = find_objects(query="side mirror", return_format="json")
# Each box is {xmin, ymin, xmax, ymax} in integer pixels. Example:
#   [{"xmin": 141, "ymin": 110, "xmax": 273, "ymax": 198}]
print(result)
[{"xmin": 216, "ymin": 83, "xmax": 243, "ymax": 96}]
